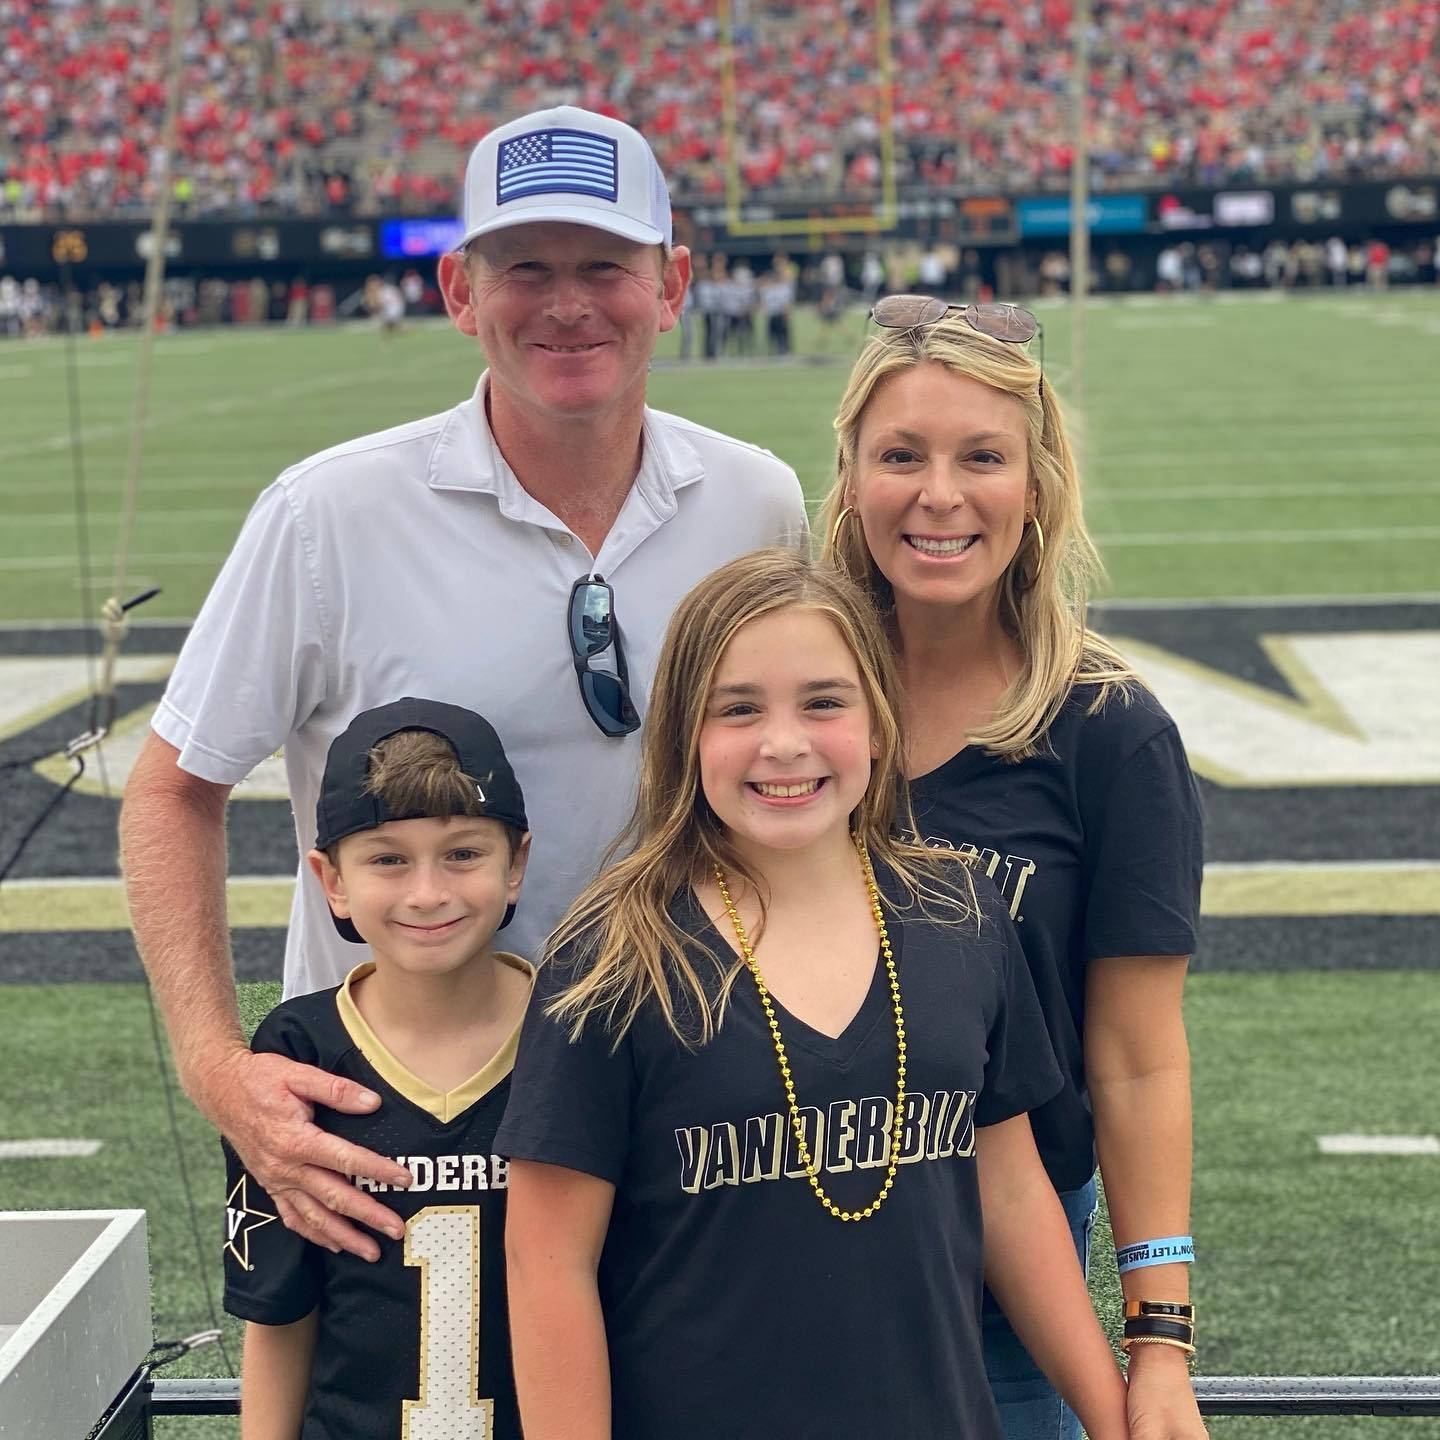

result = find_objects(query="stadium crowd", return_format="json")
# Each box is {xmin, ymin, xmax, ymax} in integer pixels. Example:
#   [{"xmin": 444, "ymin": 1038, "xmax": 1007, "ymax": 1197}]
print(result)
[{"xmin": 2, "ymin": 0, "xmax": 1438, "ymax": 222}]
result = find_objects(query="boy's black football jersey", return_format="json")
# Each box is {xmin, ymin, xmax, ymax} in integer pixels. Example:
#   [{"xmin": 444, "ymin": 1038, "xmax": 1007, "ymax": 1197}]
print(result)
[{"xmin": 223, "ymin": 959, "xmax": 529, "ymax": 1440}]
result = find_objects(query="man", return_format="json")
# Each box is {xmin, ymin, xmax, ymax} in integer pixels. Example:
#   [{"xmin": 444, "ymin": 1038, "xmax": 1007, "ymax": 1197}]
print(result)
[{"xmin": 121, "ymin": 105, "xmax": 806, "ymax": 1261}]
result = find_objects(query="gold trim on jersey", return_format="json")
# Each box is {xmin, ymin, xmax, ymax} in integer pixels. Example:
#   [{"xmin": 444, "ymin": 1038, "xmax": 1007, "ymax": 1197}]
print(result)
[{"xmin": 336, "ymin": 954, "xmax": 535, "ymax": 1122}]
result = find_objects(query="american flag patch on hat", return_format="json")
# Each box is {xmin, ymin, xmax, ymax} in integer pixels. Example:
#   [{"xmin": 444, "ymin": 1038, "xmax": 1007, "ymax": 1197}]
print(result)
[{"xmin": 496, "ymin": 128, "xmax": 619, "ymax": 205}]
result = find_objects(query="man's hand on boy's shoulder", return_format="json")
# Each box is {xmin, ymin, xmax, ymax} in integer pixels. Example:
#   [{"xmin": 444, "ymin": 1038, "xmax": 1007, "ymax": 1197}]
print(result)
[{"xmin": 198, "ymin": 1045, "xmax": 413, "ymax": 1261}]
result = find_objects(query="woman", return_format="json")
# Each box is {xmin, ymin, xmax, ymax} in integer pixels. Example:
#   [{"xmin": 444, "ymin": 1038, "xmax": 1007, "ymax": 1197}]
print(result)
[{"xmin": 819, "ymin": 297, "xmax": 1206, "ymax": 1440}]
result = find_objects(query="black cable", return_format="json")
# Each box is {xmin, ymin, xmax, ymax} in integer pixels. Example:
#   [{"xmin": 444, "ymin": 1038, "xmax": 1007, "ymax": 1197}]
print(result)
[
  {"xmin": 0, "ymin": 744, "xmax": 75, "ymax": 773},
  {"xmin": 145, "ymin": 1329, "xmax": 222, "ymax": 1372},
  {"xmin": 0, "ymin": 752, "xmax": 84, "ymax": 885},
  {"xmin": 143, "ymin": 985, "xmax": 238, "ymax": 1378}
]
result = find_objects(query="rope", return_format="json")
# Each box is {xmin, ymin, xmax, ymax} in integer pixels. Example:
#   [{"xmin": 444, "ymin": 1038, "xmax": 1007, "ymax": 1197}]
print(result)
[
  {"xmin": 91, "ymin": 0, "xmax": 189, "ymax": 729},
  {"xmin": 59, "ymin": 270, "xmax": 99, "ymax": 700}
]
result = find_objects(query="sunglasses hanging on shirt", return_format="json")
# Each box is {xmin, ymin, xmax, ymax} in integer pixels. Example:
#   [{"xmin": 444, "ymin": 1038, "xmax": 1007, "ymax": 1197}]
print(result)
[{"xmin": 567, "ymin": 573, "xmax": 642, "ymax": 738}]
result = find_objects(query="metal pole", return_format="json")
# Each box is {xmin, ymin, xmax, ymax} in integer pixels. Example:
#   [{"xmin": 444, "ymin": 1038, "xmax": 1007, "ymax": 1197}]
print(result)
[
  {"xmin": 144, "ymin": 1375, "xmax": 1440, "ymax": 1420},
  {"xmin": 1068, "ymin": 0, "xmax": 1091, "ymax": 419}
]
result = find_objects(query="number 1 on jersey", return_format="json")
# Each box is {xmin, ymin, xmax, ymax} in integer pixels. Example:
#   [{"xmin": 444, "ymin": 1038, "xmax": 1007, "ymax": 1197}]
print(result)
[{"xmin": 403, "ymin": 1205, "xmax": 494, "ymax": 1440}]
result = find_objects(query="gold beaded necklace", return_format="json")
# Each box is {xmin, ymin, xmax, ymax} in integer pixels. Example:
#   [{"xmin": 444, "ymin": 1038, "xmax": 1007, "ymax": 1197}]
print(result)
[{"xmin": 712, "ymin": 836, "xmax": 906, "ymax": 1222}]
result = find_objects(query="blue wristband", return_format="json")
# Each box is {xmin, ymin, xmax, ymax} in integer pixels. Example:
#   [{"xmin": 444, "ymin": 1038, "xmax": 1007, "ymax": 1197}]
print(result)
[{"xmin": 1115, "ymin": 1236, "xmax": 1195, "ymax": 1273}]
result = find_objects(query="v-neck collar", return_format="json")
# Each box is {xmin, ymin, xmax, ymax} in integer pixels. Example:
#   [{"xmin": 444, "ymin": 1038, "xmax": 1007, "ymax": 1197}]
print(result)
[
  {"xmin": 910, "ymin": 740, "xmax": 993, "ymax": 789},
  {"xmin": 335, "ymin": 956, "xmax": 535, "ymax": 1123},
  {"xmin": 684, "ymin": 878, "xmax": 904, "ymax": 1069}
]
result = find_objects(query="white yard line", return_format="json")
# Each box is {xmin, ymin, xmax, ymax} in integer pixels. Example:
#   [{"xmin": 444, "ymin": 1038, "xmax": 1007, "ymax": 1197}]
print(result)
[
  {"xmin": 0, "ymin": 552, "xmax": 223, "ymax": 572},
  {"xmin": 1095, "ymin": 526, "xmax": 1440, "ymax": 547},
  {"xmin": 1207, "ymin": 860, "xmax": 1440, "ymax": 874},
  {"xmin": 1091, "ymin": 444, "xmax": 1440, "ymax": 467},
  {"xmin": 1087, "ymin": 479, "xmax": 1440, "ymax": 501},
  {"xmin": 12, "ymin": 474, "xmax": 1436, "ymax": 504},
  {"xmin": 7, "ymin": 594, "xmax": 1438, "ymax": 624},
  {"xmin": 6, "ymin": 508, "xmax": 247, "ymax": 529},
  {"xmin": 0, "ymin": 1139, "xmax": 104, "ymax": 1158},
  {"xmin": 7, "ymin": 529, "xmax": 1435, "ymax": 573},
  {"xmin": 0, "ymin": 359, "xmax": 453, "ymax": 469},
  {"xmin": 0, "ymin": 616, "xmax": 195, "ymax": 629},
  {"xmin": 7, "ymin": 865, "xmax": 1438, "ymax": 933},
  {"xmin": 5, "ymin": 529, "xmax": 1428, "ymax": 573},
  {"xmin": 1, "ymin": 476, "xmax": 267, "ymax": 499},
  {"xmin": 1114, "ymin": 315, "xmax": 1218, "ymax": 328},
  {"xmin": 1318, "ymin": 1135, "xmax": 1440, "ymax": 1156},
  {"xmin": 1094, "ymin": 592, "xmax": 1440, "ymax": 609},
  {"xmin": 6, "ymin": 874, "xmax": 293, "ymax": 887}
]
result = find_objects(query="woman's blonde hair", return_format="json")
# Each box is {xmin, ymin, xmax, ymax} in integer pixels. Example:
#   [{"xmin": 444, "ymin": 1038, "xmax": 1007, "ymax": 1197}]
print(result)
[
  {"xmin": 546, "ymin": 547, "xmax": 974, "ymax": 1046},
  {"xmin": 817, "ymin": 314, "xmax": 1133, "ymax": 758}
]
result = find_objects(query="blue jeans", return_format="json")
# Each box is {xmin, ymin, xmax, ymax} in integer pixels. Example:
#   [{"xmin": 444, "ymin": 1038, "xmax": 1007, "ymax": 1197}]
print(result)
[{"xmin": 982, "ymin": 1174, "xmax": 1099, "ymax": 1440}]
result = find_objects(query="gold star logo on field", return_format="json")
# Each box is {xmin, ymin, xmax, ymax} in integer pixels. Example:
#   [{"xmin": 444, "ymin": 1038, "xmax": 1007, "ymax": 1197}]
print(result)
[{"xmin": 225, "ymin": 1174, "xmax": 278, "ymax": 1272}]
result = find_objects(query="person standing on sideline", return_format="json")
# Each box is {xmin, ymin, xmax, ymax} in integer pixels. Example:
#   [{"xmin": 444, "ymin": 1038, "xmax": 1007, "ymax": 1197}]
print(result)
[
  {"xmin": 859, "ymin": 248, "xmax": 885, "ymax": 308},
  {"xmin": 120, "ymin": 104, "xmax": 806, "ymax": 1263},
  {"xmin": 820, "ymin": 297, "xmax": 1205, "ymax": 1440},
  {"xmin": 1325, "ymin": 236, "xmax": 1348, "ymax": 287},
  {"xmin": 728, "ymin": 257, "xmax": 757, "ymax": 356},
  {"xmin": 708, "ymin": 253, "xmax": 733, "ymax": 357},
  {"xmin": 693, "ymin": 253, "xmax": 718, "ymax": 359},
  {"xmin": 759, "ymin": 265, "xmax": 794, "ymax": 355},
  {"xmin": 677, "ymin": 256, "xmax": 696, "ymax": 360},
  {"xmin": 916, "ymin": 243, "xmax": 948, "ymax": 292}
]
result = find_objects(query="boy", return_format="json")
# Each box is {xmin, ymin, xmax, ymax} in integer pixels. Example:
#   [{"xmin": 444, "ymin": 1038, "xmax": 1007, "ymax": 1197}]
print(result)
[{"xmin": 222, "ymin": 697, "xmax": 532, "ymax": 1439}]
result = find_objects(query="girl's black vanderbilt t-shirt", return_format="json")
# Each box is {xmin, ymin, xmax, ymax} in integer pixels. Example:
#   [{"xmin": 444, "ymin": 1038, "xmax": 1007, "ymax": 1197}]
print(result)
[
  {"xmin": 495, "ymin": 865, "xmax": 1062, "ymax": 1440},
  {"xmin": 907, "ymin": 682, "xmax": 1204, "ymax": 1193}
]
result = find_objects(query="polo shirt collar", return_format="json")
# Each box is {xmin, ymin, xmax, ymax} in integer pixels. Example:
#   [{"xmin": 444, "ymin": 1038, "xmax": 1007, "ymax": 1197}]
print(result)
[{"xmin": 426, "ymin": 373, "xmax": 705, "ymax": 527}]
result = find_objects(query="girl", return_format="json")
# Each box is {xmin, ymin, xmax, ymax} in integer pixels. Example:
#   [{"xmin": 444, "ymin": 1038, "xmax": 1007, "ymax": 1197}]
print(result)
[
  {"xmin": 819, "ymin": 298, "xmax": 1206, "ymax": 1440},
  {"xmin": 495, "ymin": 548, "xmax": 1129, "ymax": 1440}
]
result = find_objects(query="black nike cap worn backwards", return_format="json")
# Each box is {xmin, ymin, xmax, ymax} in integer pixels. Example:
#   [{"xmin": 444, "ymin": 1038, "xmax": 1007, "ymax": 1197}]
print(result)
[{"xmin": 315, "ymin": 698, "xmax": 528, "ymax": 942}]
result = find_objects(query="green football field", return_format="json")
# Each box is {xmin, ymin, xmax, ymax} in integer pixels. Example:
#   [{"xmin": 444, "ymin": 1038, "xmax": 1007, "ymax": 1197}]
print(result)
[
  {"xmin": 3, "ymin": 289, "xmax": 1439, "ymax": 620},
  {"xmin": 1, "ymin": 292, "xmax": 1438, "ymax": 1436}
]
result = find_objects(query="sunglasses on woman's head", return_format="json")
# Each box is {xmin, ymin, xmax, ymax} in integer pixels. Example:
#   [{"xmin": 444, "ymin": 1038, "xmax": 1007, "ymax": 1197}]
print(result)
[{"xmin": 870, "ymin": 295, "xmax": 1044, "ymax": 395}]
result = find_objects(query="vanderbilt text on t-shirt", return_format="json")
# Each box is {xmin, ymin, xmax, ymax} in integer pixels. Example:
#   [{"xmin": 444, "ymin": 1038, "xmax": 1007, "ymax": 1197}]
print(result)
[{"xmin": 675, "ymin": 1090, "xmax": 977, "ymax": 1192}]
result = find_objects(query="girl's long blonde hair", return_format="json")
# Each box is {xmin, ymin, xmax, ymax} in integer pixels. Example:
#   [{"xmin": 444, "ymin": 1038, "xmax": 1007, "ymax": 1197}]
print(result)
[
  {"xmin": 546, "ymin": 547, "xmax": 974, "ymax": 1046},
  {"xmin": 817, "ymin": 314, "xmax": 1133, "ymax": 758}
]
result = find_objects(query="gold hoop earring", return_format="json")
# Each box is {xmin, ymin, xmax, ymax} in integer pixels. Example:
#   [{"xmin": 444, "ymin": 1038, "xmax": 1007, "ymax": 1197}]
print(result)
[
  {"xmin": 829, "ymin": 504, "xmax": 856, "ymax": 551},
  {"xmin": 1028, "ymin": 515, "xmax": 1046, "ymax": 560}
]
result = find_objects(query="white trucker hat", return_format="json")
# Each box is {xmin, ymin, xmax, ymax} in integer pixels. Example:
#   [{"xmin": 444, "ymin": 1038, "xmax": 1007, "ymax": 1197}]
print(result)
[{"xmin": 459, "ymin": 105, "xmax": 672, "ymax": 249}]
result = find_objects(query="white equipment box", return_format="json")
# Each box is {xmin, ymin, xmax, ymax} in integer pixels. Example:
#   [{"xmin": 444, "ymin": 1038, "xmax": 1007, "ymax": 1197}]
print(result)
[{"xmin": 0, "ymin": 1210, "xmax": 150, "ymax": 1440}]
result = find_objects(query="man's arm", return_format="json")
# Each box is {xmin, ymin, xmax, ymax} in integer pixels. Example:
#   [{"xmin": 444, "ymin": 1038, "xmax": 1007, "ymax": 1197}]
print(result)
[
  {"xmin": 240, "ymin": 1313, "xmax": 317, "ymax": 1440},
  {"xmin": 977, "ymin": 1115, "xmax": 1131, "ymax": 1440},
  {"xmin": 121, "ymin": 730, "xmax": 410, "ymax": 1257}
]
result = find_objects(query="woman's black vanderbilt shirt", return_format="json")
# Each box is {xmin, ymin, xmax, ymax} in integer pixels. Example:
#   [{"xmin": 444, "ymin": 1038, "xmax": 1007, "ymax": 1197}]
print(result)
[
  {"xmin": 495, "ymin": 865, "xmax": 1063, "ymax": 1440},
  {"xmin": 907, "ymin": 682, "xmax": 1204, "ymax": 1193}
]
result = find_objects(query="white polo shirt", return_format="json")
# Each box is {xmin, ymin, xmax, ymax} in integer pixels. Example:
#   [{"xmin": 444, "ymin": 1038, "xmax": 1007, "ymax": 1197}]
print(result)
[{"xmin": 153, "ymin": 376, "xmax": 808, "ymax": 997}]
